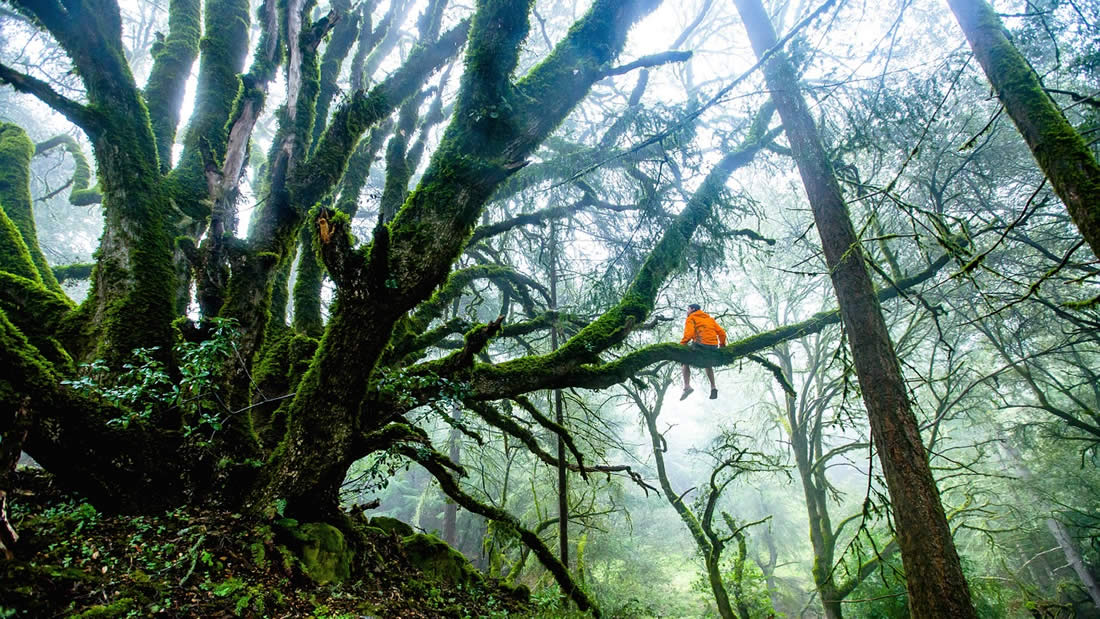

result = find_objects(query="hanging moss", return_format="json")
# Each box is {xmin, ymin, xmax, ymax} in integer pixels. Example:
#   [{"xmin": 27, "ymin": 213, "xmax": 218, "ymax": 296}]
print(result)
[{"xmin": 0, "ymin": 123, "xmax": 62, "ymax": 293}]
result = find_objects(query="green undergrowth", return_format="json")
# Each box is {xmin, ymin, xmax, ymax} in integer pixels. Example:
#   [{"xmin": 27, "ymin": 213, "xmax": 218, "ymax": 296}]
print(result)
[{"xmin": 0, "ymin": 469, "xmax": 533, "ymax": 618}]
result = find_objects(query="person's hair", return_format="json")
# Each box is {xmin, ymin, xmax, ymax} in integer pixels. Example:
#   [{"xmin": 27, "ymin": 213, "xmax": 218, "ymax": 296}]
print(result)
[{"xmin": 688, "ymin": 303, "xmax": 701, "ymax": 311}]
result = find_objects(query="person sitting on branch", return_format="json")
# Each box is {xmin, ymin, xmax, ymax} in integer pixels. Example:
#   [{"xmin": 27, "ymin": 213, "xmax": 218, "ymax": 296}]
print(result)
[{"xmin": 680, "ymin": 303, "xmax": 726, "ymax": 400}]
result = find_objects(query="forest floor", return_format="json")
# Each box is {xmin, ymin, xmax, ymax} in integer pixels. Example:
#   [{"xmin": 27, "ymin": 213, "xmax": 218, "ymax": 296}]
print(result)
[{"xmin": 0, "ymin": 468, "xmax": 536, "ymax": 618}]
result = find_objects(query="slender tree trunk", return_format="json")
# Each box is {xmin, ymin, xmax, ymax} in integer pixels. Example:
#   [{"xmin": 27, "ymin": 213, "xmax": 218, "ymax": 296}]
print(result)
[
  {"xmin": 1047, "ymin": 518, "xmax": 1100, "ymax": 609},
  {"xmin": 640, "ymin": 392, "xmax": 735, "ymax": 619},
  {"xmin": 732, "ymin": 1, "xmax": 976, "ymax": 616},
  {"xmin": 442, "ymin": 406, "xmax": 461, "ymax": 546},
  {"xmin": 779, "ymin": 348, "xmax": 843, "ymax": 619},
  {"xmin": 946, "ymin": 0, "xmax": 1100, "ymax": 258},
  {"xmin": 1000, "ymin": 440, "xmax": 1100, "ymax": 609},
  {"xmin": 550, "ymin": 220, "xmax": 568, "ymax": 570},
  {"xmin": 705, "ymin": 555, "xmax": 737, "ymax": 619}
]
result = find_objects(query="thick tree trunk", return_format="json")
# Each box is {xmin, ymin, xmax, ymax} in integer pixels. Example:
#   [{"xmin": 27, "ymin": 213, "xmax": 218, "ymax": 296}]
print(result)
[
  {"xmin": 946, "ymin": 0, "xmax": 1100, "ymax": 259},
  {"xmin": 732, "ymin": 1, "xmax": 976, "ymax": 616}
]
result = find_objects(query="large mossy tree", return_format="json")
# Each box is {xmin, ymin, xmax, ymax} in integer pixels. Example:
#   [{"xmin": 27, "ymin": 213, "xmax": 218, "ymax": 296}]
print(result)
[
  {"xmin": 7, "ymin": 0, "xmax": 1090, "ymax": 614},
  {"xmin": 0, "ymin": 0, "xmax": 826, "ymax": 604}
]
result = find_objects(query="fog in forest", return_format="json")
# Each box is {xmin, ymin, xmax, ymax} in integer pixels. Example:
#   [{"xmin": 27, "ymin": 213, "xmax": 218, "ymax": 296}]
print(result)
[{"xmin": 1, "ymin": 0, "xmax": 1098, "ymax": 616}]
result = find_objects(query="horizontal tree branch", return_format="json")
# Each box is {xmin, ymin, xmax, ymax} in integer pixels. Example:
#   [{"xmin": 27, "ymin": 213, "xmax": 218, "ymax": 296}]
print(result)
[
  {"xmin": 0, "ymin": 63, "xmax": 93, "ymax": 131},
  {"xmin": 466, "ymin": 251, "xmax": 953, "ymax": 398},
  {"xmin": 602, "ymin": 50, "xmax": 692, "ymax": 78}
]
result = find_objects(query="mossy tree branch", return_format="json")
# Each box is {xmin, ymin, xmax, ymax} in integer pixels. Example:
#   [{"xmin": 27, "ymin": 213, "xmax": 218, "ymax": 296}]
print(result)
[
  {"xmin": 308, "ymin": 0, "xmax": 361, "ymax": 154},
  {"xmin": 0, "ymin": 309, "xmax": 192, "ymax": 513},
  {"xmin": 0, "ymin": 125, "xmax": 63, "ymax": 293},
  {"xmin": 220, "ymin": 18, "xmax": 469, "ymax": 377},
  {"xmin": 0, "ymin": 63, "xmax": 94, "ymax": 131},
  {"xmin": 166, "ymin": 0, "xmax": 250, "ymax": 217},
  {"xmin": 465, "ymin": 400, "xmax": 658, "ymax": 493},
  {"xmin": 195, "ymin": 0, "xmax": 282, "ymax": 320},
  {"xmin": 34, "ymin": 135, "xmax": 101, "ymax": 206},
  {"xmin": 143, "ymin": 0, "xmax": 201, "ymax": 173},
  {"xmin": 465, "ymin": 251, "xmax": 952, "ymax": 399},
  {"xmin": 454, "ymin": 118, "xmax": 776, "ymax": 395},
  {"xmin": 293, "ymin": 20, "xmax": 471, "ymax": 216}
]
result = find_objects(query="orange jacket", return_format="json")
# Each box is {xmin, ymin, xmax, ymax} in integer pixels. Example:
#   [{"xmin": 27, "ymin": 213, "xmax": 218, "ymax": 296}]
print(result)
[{"xmin": 681, "ymin": 310, "xmax": 726, "ymax": 347}]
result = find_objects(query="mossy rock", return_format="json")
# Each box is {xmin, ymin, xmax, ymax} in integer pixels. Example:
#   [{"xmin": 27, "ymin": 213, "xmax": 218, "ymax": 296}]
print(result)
[
  {"xmin": 277, "ymin": 520, "xmax": 352, "ymax": 584},
  {"xmin": 71, "ymin": 597, "xmax": 137, "ymax": 618},
  {"xmin": 500, "ymin": 581, "xmax": 531, "ymax": 604},
  {"xmin": 0, "ymin": 562, "xmax": 92, "ymax": 614},
  {"xmin": 401, "ymin": 533, "xmax": 484, "ymax": 587},
  {"xmin": 368, "ymin": 516, "xmax": 414, "ymax": 537}
]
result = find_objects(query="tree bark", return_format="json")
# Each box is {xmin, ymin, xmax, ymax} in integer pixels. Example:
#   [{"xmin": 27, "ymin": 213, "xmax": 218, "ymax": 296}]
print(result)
[
  {"xmin": 732, "ymin": 1, "xmax": 976, "ymax": 616},
  {"xmin": 946, "ymin": 0, "xmax": 1100, "ymax": 259}
]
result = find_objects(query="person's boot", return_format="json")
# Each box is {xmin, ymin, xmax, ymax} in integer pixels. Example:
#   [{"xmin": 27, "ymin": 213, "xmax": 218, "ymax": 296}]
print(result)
[{"xmin": 709, "ymin": 388, "xmax": 718, "ymax": 400}]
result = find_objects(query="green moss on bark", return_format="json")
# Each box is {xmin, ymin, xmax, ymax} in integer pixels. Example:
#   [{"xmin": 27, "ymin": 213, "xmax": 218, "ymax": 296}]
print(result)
[
  {"xmin": 0, "ymin": 200, "xmax": 40, "ymax": 283},
  {"xmin": 291, "ymin": 213, "xmax": 325, "ymax": 337},
  {"xmin": 947, "ymin": 0, "xmax": 1100, "ymax": 258},
  {"xmin": 143, "ymin": 0, "xmax": 201, "ymax": 171},
  {"xmin": 0, "ymin": 123, "xmax": 62, "ymax": 292},
  {"xmin": 167, "ymin": 0, "xmax": 250, "ymax": 217}
]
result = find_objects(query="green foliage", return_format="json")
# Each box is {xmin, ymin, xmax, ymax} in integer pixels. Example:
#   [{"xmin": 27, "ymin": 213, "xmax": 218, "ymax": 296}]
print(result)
[{"xmin": 61, "ymin": 319, "xmax": 241, "ymax": 435}]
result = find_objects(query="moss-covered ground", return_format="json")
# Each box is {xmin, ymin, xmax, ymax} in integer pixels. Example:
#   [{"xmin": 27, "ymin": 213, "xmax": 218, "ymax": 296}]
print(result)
[{"xmin": 0, "ymin": 468, "xmax": 533, "ymax": 618}]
